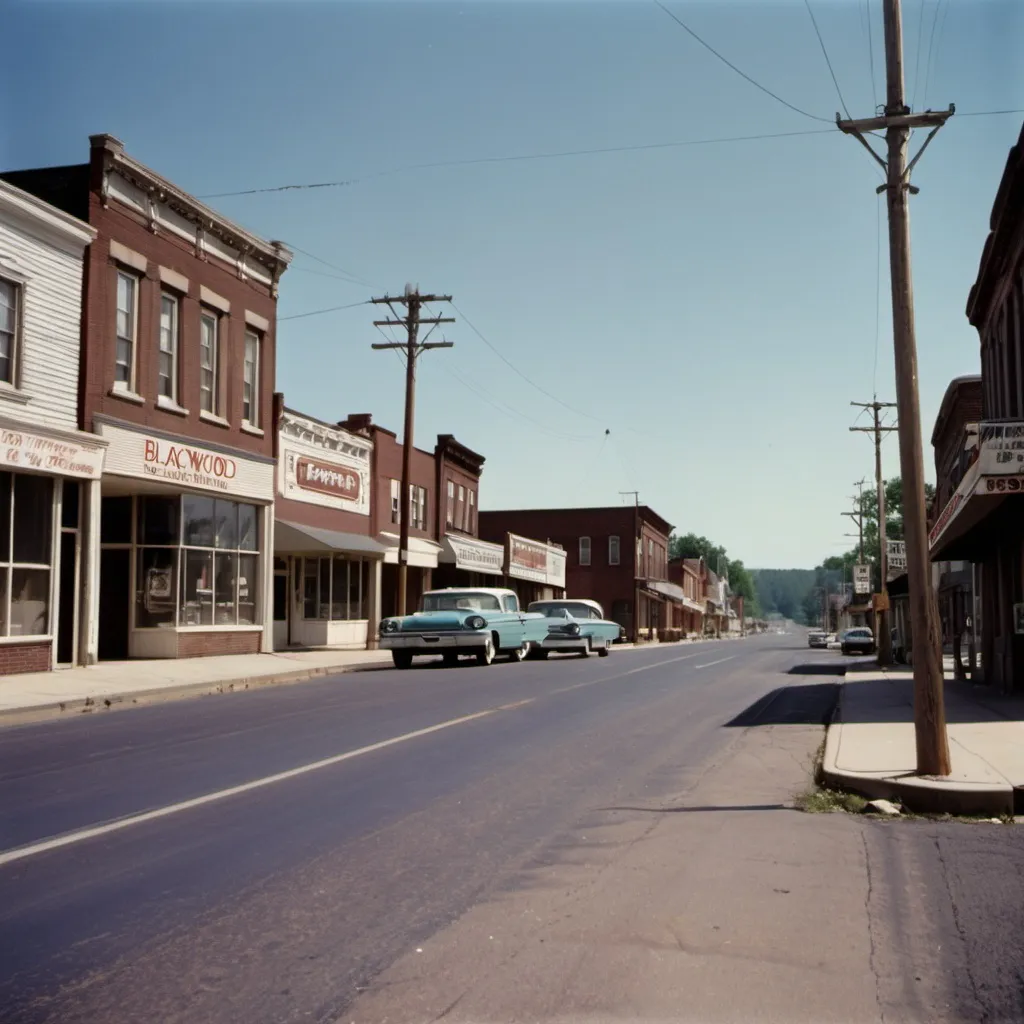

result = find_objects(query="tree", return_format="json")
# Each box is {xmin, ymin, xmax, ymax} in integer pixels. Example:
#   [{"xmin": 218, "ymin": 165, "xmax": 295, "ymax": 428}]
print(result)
[
  {"xmin": 753, "ymin": 568, "xmax": 817, "ymax": 622},
  {"xmin": 669, "ymin": 533, "xmax": 727, "ymax": 574}
]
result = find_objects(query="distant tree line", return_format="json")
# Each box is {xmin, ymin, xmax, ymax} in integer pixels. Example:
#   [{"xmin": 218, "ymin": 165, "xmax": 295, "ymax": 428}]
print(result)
[{"xmin": 668, "ymin": 533, "xmax": 762, "ymax": 618}]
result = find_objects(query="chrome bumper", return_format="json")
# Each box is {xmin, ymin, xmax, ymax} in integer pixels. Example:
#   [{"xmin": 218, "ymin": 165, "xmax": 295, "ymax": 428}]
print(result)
[
  {"xmin": 540, "ymin": 635, "xmax": 589, "ymax": 651},
  {"xmin": 380, "ymin": 632, "xmax": 486, "ymax": 651}
]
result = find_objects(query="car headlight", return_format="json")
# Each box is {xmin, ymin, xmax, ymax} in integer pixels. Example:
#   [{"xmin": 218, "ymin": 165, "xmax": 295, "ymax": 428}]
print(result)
[
  {"xmin": 380, "ymin": 619, "xmax": 398, "ymax": 633},
  {"xmin": 567, "ymin": 622, "xmax": 581, "ymax": 636},
  {"xmin": 466, "ymin": 615, "xmax": 486, "ymax": 631}
]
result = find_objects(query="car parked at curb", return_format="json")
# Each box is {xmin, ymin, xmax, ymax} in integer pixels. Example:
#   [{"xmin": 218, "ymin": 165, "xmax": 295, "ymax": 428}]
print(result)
[
  {"xmin": 526, "ymin": 598, "xmax": 621, "ymax": 658},
  {"xmin": 808, "ymin": 630, "xmax": 829, "ymax": 648},
  {"xmin": 841, "ymin": 627, "xmax": 876, "ymax": 656},
  {"xmin": 379, "ymin": 587, "xmax": 548, "ymax": 669}
]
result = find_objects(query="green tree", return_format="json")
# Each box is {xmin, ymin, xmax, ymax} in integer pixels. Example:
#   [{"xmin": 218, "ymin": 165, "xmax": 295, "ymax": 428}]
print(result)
[{"xmin": 669, "ymin": 533, "xmax": 727, "ymax": 574}]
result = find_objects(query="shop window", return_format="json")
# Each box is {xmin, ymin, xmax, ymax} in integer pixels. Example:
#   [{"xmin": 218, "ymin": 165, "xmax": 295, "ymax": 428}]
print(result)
[
  {"xmin": 132, "ymin": 495, "xmax": 261, "ymax": 629},
  {"xmin": 300, "ymin": 554, "xmax": 368, "ymax": 621},
  {"xmin": 0, "ymin": 472, "xmax": 53, "ymax": 638},
  {"xmin": 100, "ymin": 496, "xmax": 133, "ymax": 545}
]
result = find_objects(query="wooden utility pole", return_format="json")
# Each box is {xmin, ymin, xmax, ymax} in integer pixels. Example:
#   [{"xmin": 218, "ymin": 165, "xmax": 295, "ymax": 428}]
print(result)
[
  {"xmin": 851, "ymin": 400, "xmax": 898, "ymax": 665},
  {"xmin": 372, "ymin": 286, "xmax": 454, "ymax": 617},
  {"xmin": 620, "ymin": 491, "xmax": 641, "ymax": 642},
  {"xmin": 838, "ymin": 0, "xmax": 952, "ymax": 775}
]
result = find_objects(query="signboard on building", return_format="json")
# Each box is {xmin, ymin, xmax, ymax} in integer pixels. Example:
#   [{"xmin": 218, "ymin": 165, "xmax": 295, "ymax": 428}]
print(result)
[
  {"xmin": 442, "ymin": 534, "xmax": 504, "ymax": 575},
  {"xmin": 887, "ymin": 540, "xmax": 906, "ymax": 580},
  {"xmin": 546, "ymin": 545, "xmax": 567, "ymax": 590},
  {"xmin": 506, "ymin": 532, "xmax": 566, "ymax": 589},
  {"xmin": 978, "ymin": 422, "xmax": 1024, "ymax": 474},
  {"xmin": 278, "ymin": 411, "xmax": 371, "ymax": 515},
  {"xmin": 853, "ymin": 564, "xmax": 871, "ymax": 595},
  {"xmin": 95, "ymin": 421, "xmax": 275, "ymax": 500},
  {"xmin": 0, "ymin": 425, "xmax": 104, "ymax": 479}
]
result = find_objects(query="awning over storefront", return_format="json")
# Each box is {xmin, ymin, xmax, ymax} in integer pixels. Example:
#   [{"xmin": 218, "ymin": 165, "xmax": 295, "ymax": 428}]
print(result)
[
  {"xmin": 438, "ymin": 533, "xmax": 504, "ymax": 575},
  {"xmin": 275, "ymin": 520, "xmax": 388, "ymax": 555},
  {"xmin": 648, "ymin": 579, "xmax": 685, "ymax": 604},
  {"xmin": 379, "ymin": 532, "xmax": 443, "ymax": 568},
  {"xmin": 928, "ymin": 460, "xmax": 1010, "ymax": 560}
]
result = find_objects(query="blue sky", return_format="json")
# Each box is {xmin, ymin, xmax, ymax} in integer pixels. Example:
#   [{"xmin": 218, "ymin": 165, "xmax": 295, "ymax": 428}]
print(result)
[{"xmin": 4, "ymin": 0, "xmax": 1022, "ymax": 568}]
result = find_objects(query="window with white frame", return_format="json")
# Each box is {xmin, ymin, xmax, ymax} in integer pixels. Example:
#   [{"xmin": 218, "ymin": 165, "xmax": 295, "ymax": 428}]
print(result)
[
  {"xmin": 0, "ymin": 278, "xmax": 21, "ymax": 386},
  {"xmin": 467, "ymin": 489, "xmax": 475, "ymax": 532},
  {"xmin": 0, "ymin": 472, "xmax": 54, "ymax": 637},
  {"xmin": 456, "ymin": 485, "xmax": 465, "ymax": 530},
  {"xmin": 608, "ymin": 535, "xmax": 620, "ymax": 565},
  {"xmin": 390, "ymin": 478, "xmax": 400, "ymax": 524},
  {"xmin": 133, "ymin": 495, "xmax": 260, "ymax": 628},
  {"xmin": 302, "ymin": 555, "xmax": 370, "ymax": 620},
  {"xmin": 243, "ymin": 329, "xmax": 261, "ymax": 426},
  {"xmin": 446, "ymin": 480, "xmax": 455, "ymax": 527},
  {"xmin": 115, "ymin": 270, "xmax": 138, "ymax": 388},
  {"xmin": 409, "ymin": 484, "xmax": 427, "ymax": 530},
  {"xmin": 199, "ymin": 310, "xmax": 219, "ymax": 414},
  {"xmin": 158, "ymin": 292, "xmax": 179, "ymax": 402},
  {"xmin": 579, "ymin": 536, "xmax": 591, "ymax": 566}
]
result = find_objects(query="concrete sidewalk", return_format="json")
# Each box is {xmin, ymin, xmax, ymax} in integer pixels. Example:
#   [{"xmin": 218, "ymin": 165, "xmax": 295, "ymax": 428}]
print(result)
[{"xmin": 822, "ymin": 660, "xmax": 1024, "ymax": 815}]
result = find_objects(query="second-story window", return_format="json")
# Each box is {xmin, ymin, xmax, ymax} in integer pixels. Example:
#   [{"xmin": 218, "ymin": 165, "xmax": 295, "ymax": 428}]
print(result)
[
  {"xmin": 200, "ymin": 310, "xmax": 219, "ymax": 414},
  {"xmin": 115, "ymin": 270, "xmax": 138, "ymax": 389},
  {"xmin": 0, "ymin": 278, "xmax": 19, "ymax": 385},
  {"xmin": 456, "ymin": 485, "xmax": 465, "ymax": 530},
  {"xmin": 446, "ymin": 480, "xmax": 455, "ymax": 527},
  {"xmin": 608, "ymin": 535, "xmax": 620, "ymax": 565},
  {"xmin": 467, "ymin": 489, "xmax": 475, "ymax": 533},
  {"xmin": 158, "ymin": 293, "xmax": 179, "ymax": 403},
  {"xmin": 390, "ymin": 478, "xmax": 400, "ymax": 524},
  {"xmin": 579, "ymin": 536, "xmax": 591, "ymax": 566},
  {"xmin": 243, "ymin": 329, "xmax": 261, "ymax": 427},
  {"xmin": 408, "ymin": 485, "xmax": 427, "ymax": 530}
]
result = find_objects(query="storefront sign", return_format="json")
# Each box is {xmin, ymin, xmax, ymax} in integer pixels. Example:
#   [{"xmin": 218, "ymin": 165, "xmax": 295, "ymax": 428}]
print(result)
[
  {"xmin": 444, "ymin": 534, "xmax": 504, "ymax": 574},
  {"xmin": 295, "ymin": 457, "xmax": 361, "ymax": 501},
  {"xmin": 886, "ymin": 540, "xmax": 906, "ymax": 581},
  {"xmin": 95, "ymin": 421, "xmax": 275, "ymax": 501},
  {"xmin": 507, "ymin": 532, "xmax": 566, "ymax": 588},
  {"xmin": 853, "ymin": 564, "xmax": 871, "ymax": 595},
  {"xmin": 0, "ymin": 427, "xmax": 104, "ymax": 479},
  {"xmin": 979, "ymin": 422, "xmax": 1024, "ymax": 474},
  {"xmin": 546, "ymin": 546, "xmax": 567, "ymax": 590}
]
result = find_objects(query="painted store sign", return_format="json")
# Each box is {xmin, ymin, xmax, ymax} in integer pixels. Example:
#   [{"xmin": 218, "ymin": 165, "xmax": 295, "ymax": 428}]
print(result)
[
  {"xmin": 0, "ymin": 426, "xmax": 104, "ymax": 479},
  {"xmin": 507, "ymin": 532, "xmax": 566, "ymax": 588},
  {"xmin": 144, "ymin": 439, "xmax": 237, "ymax": 489},
  {"xmin": 295, "ymin": 457, "xmax": 361, "ymax": 501}
]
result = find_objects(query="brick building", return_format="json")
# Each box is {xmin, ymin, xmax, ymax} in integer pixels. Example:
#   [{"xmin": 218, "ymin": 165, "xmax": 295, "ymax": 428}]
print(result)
[
  {"xmin": 4, "ymin": 134, "xmax": 291, "ymax": 662},
  {"xmin": 272, "ymin": 402, "xmax": 385, "ymax": 649},
  {"xmin": 928, "ymin": 119, "xmax": 1024, "ymax": 690},
  {"xmin": 668, "ymin": 557, "xmax": 706, "ymax": 636},
  {"xmin": 478, "ymin": 505, "xmax": 673, "ymax": 640},
  {"xmin": 0, "ymin": 178, "xmax": 103, "ymax": 674}
]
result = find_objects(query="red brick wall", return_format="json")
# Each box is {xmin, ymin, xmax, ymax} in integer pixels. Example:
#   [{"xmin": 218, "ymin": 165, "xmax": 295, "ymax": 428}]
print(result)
[
  {"xmin": 177, "ymin": 631, "xmax": 261, "ymax": 658},
  {"xmin": 81, "ymin": 187, "xmax": 278, "ymax": 458},
  {"xmin": 371, "ymin": 428, "xmax": 437, "ymax": 540},
  {"xmin": 0, "ymin": 641, "xmax": 52, "ymax": 676},
  {"xmin": 439, "ymin": 461, "xmax": 481, "ymax": 537}
]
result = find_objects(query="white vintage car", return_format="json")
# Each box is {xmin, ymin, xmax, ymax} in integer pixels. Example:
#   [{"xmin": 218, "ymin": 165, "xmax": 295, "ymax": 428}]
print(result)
[
  {"xmin": 526, "ymin": 598, "xmax": 621, "ymax": 658},
  {"xmin": 379, "ymin": 587, "xmax": 549, "ymax": 668}
]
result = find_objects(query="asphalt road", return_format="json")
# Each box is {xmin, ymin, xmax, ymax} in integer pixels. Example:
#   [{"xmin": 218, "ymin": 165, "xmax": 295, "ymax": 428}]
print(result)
[{"xmin": 1, "ymin": 635, "xmax": 1022, "ymax": 1023}]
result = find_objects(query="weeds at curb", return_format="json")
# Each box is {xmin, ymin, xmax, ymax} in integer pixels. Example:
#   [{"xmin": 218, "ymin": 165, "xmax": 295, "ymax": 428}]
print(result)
[{"xmin": 795, "ymin": 787, "xmax": 869, "ymax": 814}]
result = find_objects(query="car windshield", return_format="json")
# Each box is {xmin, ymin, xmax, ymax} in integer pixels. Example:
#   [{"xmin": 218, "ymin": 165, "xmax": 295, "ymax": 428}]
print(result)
[
  {"xmin": 421, "ymin": 591, "xmax": 502, "ymax": 612},
  {"xmin": 848, "ymin": 629, "xmax": 872, "ymax": 638},
  {"xmin": 530, "ymin": 602, "xmax": 599, "ymax": 619}
]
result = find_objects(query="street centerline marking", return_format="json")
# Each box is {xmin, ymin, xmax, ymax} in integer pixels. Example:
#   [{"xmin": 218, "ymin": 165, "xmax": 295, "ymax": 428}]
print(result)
[
  {"xmin": 694, "ymin": 656, "xmax": 736, "ymax": 669},
  {"xmin": 0, "ymin": 706, "xmax": 501, "ymax": 868}
]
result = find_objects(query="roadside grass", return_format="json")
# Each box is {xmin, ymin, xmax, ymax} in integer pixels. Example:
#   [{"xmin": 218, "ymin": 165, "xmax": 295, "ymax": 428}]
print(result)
[{"xmin": 795, "ymin": 786, "xmax": 869, "ymax": 814}]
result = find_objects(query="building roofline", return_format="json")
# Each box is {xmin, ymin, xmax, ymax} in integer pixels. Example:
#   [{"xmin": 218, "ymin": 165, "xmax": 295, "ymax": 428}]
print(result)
[
  {"xmin": 930, "ymin": 374, "xmax": 983, "ymax": 446},
  {"xmin": 89, "ymin": 134, "xmax": 292, "ymax": 274},
  {"xmin": 0, "ymin": 177, "xmax": 96, "ymax": 248},
  {"xmin": 479, "ymin": 503, "xmax": 674, "ymax": 530}
]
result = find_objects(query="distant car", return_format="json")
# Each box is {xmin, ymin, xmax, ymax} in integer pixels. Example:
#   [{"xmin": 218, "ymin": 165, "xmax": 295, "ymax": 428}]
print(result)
[
  {"xmin": 841, "ymin": 627, "xmax": 876, "ymax": 656},
  {"xmin": 526, "ymin": 598, "xmax": 620, "ymax": 658},
  {"xmin": 808, "ymin": 631, "xmax": 828, "ymax": 648},
  {"xmin": 379, "ymin": 587, "xmax": 548, "ymax": 669}
]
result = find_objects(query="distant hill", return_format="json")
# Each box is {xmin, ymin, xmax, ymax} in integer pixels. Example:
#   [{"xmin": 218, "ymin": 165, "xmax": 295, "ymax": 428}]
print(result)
[{"xmin": 751, "ymin": 569, "xmax": 817, "ymax": 624}]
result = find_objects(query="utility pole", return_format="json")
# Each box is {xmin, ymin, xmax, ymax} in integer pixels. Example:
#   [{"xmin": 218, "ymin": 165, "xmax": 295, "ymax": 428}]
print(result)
[
  {"xmin": 620, "ymin": 491, "xmax": 641, "ymax": 642},
  {"xmin": 851, "ymin": 400, "xmax": 898, "ymax": 665},
  {"xmin": 371, "ymin": 286, "xmax": 454, "ymax": 617},
  {"xmin": 842, "ymin": 480, "xmax": 867, "ymax": 563},
  {"xmin": 838, "ymin": 0, "xmax": 952, "ymax": 775}
]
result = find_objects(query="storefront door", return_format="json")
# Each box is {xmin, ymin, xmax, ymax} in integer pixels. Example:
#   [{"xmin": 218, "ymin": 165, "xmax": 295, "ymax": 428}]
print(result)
[
  {"xmin": 56, "ymin": 481, "xmax": 82, "ymax": 666},
  {"xmin": 98, "ymin": 548, "xmax": 130, "ymax": 661},
  {"xmin": 273, "ymin": 559, "xmax": 289, "ymax": 649}
]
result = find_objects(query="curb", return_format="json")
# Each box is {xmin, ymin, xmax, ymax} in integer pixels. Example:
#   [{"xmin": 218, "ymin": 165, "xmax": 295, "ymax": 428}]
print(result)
[{"xmin": 821, "ymin": 682, "xmax": 1014, "ymax": 817}]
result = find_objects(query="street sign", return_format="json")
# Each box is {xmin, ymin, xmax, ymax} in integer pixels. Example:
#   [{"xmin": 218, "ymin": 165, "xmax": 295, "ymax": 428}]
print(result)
[
  {"xmin": 853, "ymin": 564, "xmax": 871, "ymax": 595},
  {"xmin": 887, "ymin": 540, "xmax": 907, "ymax": 581}
]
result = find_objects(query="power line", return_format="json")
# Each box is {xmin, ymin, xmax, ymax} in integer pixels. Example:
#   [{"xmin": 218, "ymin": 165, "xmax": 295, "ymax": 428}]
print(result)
[
  {"xmin": 286, "ymin": 243, "xmax": 375, "ymax": 287},
  {"xmin": 910, "ymin": 0, "xmax": 929, "ymax": 111},
  {"xmin": 865, "ymin": 0, "xmax": 879, "ymax": 113},
  {"xmin": 653, "ymin": 0, "xmax": 834, "ymax": 123},
  {"xmin": 279, "ymin": 300, "xmax": 370, "ymax": 322},
  {"xmin": 197, "ymin": 128, "xmax": 837, "ymax": 200},
  {"xmin": 921, "ymin": 0, "xmax": 948, "ymax": 110},
  {"xmin": 804, "ymin": 0, "xmax": 852, "ymax": 120},
  {"xmin": 872, "ymin": 193, "xmax": 882, "ymax": 394}
]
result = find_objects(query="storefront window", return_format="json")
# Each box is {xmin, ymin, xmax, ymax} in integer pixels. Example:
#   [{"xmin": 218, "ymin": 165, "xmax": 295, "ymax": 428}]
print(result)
[
  {"xmin": 0, "ymin": 472, "xmax": 53, "ymax": 638},
  {"xmin": 301, "ymin": 554, "xmax": 368, "ymax": 621},
  {"xmin": 132, "ymin": 495, "xmax": 261, "ymax": 629}
]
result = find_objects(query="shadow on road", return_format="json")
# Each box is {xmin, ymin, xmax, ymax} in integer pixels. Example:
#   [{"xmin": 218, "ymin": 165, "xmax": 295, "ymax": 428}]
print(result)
[
  {"xmin": 787, "ymin": 663, "xmax": 848, "ymax": 676},
  {"xmin": 726, "ymin": 683, "xmax": 839, "ymax": 727}
]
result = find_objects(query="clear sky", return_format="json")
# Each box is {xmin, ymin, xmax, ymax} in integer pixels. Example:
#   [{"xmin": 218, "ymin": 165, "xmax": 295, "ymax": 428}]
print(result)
[{"xmin": 3, "ymin": 0, "xmax": 1022, "ymax": 568}]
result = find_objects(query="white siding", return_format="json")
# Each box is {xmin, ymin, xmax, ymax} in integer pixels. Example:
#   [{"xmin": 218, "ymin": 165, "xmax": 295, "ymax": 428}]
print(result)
[{"xmin": 0, "ymin": 215, "xmax": 89, "ymax": 431}]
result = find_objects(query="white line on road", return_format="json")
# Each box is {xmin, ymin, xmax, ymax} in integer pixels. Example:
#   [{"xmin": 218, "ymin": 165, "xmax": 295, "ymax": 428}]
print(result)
[
  {"xmin": 694, "ymin": 656, "xmax": 736, "ymax": 669},
  {"xmin": 0, "ymin": 706, "xmax": 501, "ymax": 869}
]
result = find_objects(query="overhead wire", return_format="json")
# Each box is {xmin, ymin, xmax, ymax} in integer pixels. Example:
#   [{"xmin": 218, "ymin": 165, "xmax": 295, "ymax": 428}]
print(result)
[
  {"xmin": 921, "ymin": 0, "xmax": 950, "ymax": 109},
  {"xmin": 652, "ymin": 0, "xmax": 834, "ymax": 123},
  {"xmin": 278, "ymin": 299, "xmax": 370, "ymax": 322},
  {"xmin": 197, "ymin": 128, "xmax": 837, "ymax": 200},
  {"xmin": 910, "ymin": 0, "xmax": 929, "ymax": 112},
  {"xmin": 803, "ymin": 0, "xmax": 852, "ymax": 120},
  {"xmin": 865, "ymin": 0, "xmax": 879, "ymax": 113},
  {"xmin": 872, "ymin": 193, "xmax": 882, "ymax": 396},
  {"xmin": 285, "ymin": 243, "xmax": 375, "ymax": 287}
]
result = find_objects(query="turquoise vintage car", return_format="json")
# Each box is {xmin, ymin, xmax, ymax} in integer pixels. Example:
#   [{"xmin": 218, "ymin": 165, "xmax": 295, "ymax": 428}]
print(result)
[
  {"xmin": 379, "ymin": 587, "xmax": 548, "ymax": 669},
  {"xmin": 526, "ymin": 598, "xmax": 622, "ymax": 658}
]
